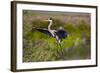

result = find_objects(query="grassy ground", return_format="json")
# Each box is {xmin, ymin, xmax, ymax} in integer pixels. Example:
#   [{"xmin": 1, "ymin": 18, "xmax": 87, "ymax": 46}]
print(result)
[{"xmin": 23, "ymin": 10, "xmax": 91, "ymax": 62}]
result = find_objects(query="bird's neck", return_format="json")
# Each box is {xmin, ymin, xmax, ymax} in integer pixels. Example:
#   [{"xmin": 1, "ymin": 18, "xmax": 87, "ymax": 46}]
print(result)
[{"xmin": 48, "ymin": 20, "xmax": 52, "ymax": 30}]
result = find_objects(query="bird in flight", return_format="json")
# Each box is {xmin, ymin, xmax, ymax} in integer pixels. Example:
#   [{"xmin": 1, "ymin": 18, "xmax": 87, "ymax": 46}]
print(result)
[{"xmin": 32, "ymin": 17, "xmax": 68, "ymax": 43}]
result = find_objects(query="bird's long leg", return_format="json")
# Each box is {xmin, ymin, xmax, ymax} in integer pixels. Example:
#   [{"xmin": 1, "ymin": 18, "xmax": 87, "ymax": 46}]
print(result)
[
  {"xmin": 56, "ymin": 42, "xmax": 61, "ymax": 55},
  {"xmin": 58, "ymin": 43, "xmax": 62, "ymax": 49},
  {"xmin": 56, "ymin": 42, "xmax": 65, "ymax": 60},
  {"xmin": 58, "ymin": 43, "xmax": 64, "ymax": 55}
]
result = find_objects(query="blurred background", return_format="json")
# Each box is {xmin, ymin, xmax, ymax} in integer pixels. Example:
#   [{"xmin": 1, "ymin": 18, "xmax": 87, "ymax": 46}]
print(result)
[{"xmin": 23, "ymin": 10, "xmax": 91, "ymax": 62}]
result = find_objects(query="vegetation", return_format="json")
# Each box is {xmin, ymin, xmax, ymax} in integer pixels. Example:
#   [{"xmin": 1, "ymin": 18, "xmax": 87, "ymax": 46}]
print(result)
[{"xmin": 23, "ymin": 10, "xmax": 91, "ymax": 62}]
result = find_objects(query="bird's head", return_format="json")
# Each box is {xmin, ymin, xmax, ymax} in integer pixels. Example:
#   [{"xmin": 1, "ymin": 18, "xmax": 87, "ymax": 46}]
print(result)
[
  {"xmin": 49, "ymin": 17, "xmax": 53, "ymax": 20},
  {"xmin": 44, "ymin": 17, "xmax": 53, "ymax": 22}
]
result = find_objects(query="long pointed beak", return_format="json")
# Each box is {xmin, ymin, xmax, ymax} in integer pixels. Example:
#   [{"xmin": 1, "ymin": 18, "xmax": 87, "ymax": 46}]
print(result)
[{"xmin": 44, "ymin": 20, "xmax": 49, "ymax": 21}]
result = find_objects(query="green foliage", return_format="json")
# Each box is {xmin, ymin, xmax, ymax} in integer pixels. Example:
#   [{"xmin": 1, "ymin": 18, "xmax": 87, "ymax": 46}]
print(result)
[{"xmin": 23, "ymin": 11, "xmax": 91, "ymax": 62}]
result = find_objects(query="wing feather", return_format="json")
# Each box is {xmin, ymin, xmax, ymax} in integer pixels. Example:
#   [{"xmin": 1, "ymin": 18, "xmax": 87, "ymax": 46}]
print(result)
[
  {"xmin": 56, "ymin": 30, "xmax": 67, "ymax": 39},
  {"xmin": 33, "ymin": 28, "xmax": 51, "ymax": 36}
]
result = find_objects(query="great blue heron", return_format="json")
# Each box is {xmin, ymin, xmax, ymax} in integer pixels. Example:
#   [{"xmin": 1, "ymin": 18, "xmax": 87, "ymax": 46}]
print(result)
[{"xmin": 32, "ymin": 17, "xmax": 68, "ymax": 43}]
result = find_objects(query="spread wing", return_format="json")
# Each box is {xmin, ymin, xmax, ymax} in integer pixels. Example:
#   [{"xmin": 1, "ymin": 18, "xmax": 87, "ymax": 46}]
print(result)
[
  {"xmin": 33, "ymin": 28, "xmax": 51, "ymax": 36},
  {"xmin": 56, "ymin": 29, "xmax": 68, "ymax": 39}
]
